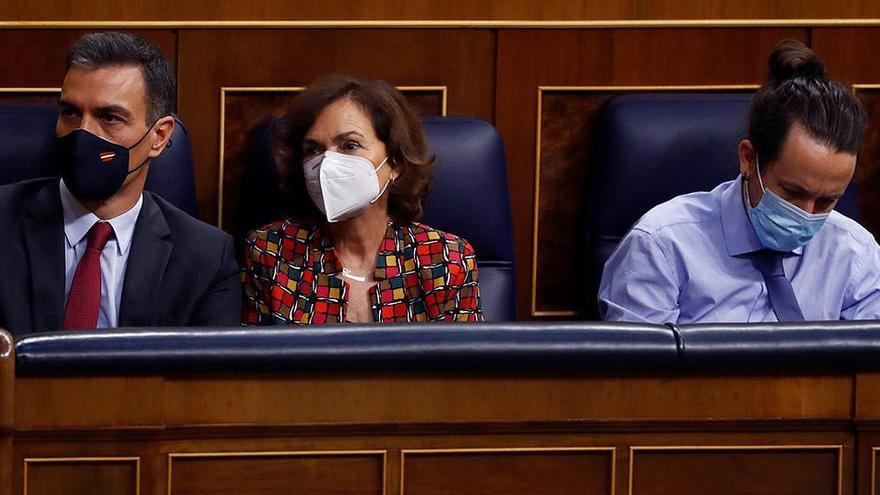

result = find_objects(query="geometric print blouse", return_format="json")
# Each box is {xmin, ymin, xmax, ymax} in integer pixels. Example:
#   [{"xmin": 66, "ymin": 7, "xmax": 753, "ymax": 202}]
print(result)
[{"xmin": 241, "ymin": 218, "xmax": 483, "ymax": 324}]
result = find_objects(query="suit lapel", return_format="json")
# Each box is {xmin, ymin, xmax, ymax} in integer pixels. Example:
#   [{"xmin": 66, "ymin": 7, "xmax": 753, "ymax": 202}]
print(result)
[
  {"xmin": 22, "ymin": 181, "xmax": 66, "ymax": 331},
  {"xmin": 119, "ymin": 193, "xmax": 172, "ymax": 327}
]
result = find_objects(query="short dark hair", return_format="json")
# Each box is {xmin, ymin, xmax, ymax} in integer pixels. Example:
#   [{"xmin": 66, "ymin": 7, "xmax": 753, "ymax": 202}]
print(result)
[
  {"xmin": 748, "ymin": 39, "xmax": 866, "ymax": 165},
  {"xmin": 66, "ymin": 32, "xmax": 176, "ymax": 123},
  {"xmin": 276, "ymin": 75, "xmax": 434, "ymax": 223}
]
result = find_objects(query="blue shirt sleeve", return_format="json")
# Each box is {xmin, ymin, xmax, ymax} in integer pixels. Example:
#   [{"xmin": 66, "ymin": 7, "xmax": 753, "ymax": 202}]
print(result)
[
  {"xmin": 598, "ymin": 228, "xmax": 682, "ymax": 323},
  {"xmin": 841, "ymin": 237, "xmax": 880, "ymax": 320}
]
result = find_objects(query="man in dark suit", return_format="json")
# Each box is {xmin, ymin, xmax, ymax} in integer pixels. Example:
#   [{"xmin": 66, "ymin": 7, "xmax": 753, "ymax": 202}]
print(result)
[{"xmin": 0, "ymin": 32, "xmax": 241, "ymax": 336}]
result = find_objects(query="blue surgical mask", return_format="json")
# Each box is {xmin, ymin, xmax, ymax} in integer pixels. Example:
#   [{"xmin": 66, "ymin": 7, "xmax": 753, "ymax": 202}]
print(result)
[{"xmin": 746, "ymin": 156, "xmax": 830, "ymax": 252}]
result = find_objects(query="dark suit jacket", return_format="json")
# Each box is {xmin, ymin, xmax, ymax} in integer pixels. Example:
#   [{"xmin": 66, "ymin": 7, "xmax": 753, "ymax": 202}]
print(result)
[{"xmin": 0, "ymin": 178, "xmax": 241, "ymax": 336}]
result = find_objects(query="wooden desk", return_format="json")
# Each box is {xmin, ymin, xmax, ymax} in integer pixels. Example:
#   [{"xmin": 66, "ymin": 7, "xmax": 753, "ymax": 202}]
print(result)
[{"xmin": 2, "ymin": 331, "xmax": 877, "ymax": 495}]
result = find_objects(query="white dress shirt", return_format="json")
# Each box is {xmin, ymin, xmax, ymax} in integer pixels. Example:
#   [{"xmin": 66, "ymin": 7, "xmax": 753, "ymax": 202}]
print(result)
[{"xmin": 60, "ymin": 179, "xmax": 143, "ymax": 328}]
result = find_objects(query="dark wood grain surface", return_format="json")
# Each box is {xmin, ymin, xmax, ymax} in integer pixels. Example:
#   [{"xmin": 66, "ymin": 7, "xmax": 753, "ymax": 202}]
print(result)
[
  {"xmin": 3, "ymin": 370, "xmax": 869, "ymax": 495},
  {"xmin": 24, "ymin": 460, "xmax": 137, "ymax": 495},
  {"xmin": 3, "ymin": 1, "xmax": 880, "ymax": 21}
]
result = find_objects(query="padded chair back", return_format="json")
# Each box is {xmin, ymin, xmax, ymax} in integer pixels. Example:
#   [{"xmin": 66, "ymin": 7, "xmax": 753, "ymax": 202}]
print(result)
[
  {"xmin": 0, "ymin": 104, "xmax": 198, "ymax": 215},
  {"xmin": 582, "ymin": 93, "xmax": 861, "ymax": 318},
  {"xmin": 420, "ymin": 117, "xmax": 516, "ymax": 322},
  {"xmin": 241, "ymin": 116, "xmax": 516, "ymax": 321}
]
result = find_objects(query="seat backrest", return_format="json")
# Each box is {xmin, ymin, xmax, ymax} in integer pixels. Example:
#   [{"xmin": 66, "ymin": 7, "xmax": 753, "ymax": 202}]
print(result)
[
  {"xmin": 0, "ymin": 104, "xmax": 198, "ymax": 215},
  {"xmin": 241, "ymin": 116, "xmax": 517, "ymax": 321},
  {"xmin": 420, "ymin": 117, "xmax": 516, "ymax": 322},
  {"xmin": 582, "ymin": 93, "xmax": 861, "ymax": 318}
]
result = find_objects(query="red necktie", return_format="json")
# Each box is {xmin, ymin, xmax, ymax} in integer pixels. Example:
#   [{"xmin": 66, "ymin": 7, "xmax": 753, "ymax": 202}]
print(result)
[{"xmin": 62, "ymin": 222, "xmax": 114, "ymax": 330}]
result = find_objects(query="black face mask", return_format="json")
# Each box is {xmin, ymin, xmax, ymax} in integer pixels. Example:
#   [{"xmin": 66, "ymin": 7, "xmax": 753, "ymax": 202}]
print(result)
[{"xmin": 53, "ymin": 123, "xmax": 156, "ymax": 201}]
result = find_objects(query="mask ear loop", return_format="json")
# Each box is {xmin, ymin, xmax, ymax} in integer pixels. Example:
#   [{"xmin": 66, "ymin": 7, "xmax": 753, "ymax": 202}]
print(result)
[
  {"xmin": 754, "ymin": 154, "xmax": 767, "ymax": 191},
  {"xmin": 126, "ymin": 116, "xmax": 167, "ymax": 176},
  {"xmin": 371, "ymin": 178, "xmax": 392, "ymax": 203},
  {"xmin": 744, "ymin": 152, "xmax": 763, "ymax": 209},
  {"xmin": 369, "ymin": 156, "xmax": 392, "ymax": 205}
]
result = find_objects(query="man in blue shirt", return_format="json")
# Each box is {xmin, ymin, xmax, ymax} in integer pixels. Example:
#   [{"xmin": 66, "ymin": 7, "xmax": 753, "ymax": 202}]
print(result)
[{"xmin": 599, "ymin": 40, "xmax": 880, "ymax": 323}]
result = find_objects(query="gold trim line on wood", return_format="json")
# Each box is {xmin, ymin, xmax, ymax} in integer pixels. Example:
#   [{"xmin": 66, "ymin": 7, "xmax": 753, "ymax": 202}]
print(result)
[
  {"xmin": 630, "ymin": 445, "xmax": 844, "ymax": 451},
  {"xmin": 220, "ymin": 86, "xmax": 307, "ymax": 92},
  {"xmin": 4, "ymin": 19, "xmax": 880, "ymax": 29},
  {"xmin": 24, "ymin": 457, "xmax": 141, "ymax": 495},
  {"xmin": 853, "ymin": 84, "xmax": 880, "ymax": 97},
  {"xmin": 627, "ymin": 445, "xmax": 844, "ymax": 495},
  {"xmin": 402, "ymin": 446, "xmax": 617, "ymax": 454},
  {"xmin": 169, "ymin": 449, "xmax": 387, "ymax": 458},
  {"xmin": 0, "ymin": 88, "xmax": 60, "ymax": 93},
  {"xmin": 167, "ymin": 450, "xmax": 387, "ymax": 495},
  {"xmin": 872, "ymin": 447, "xmax": 878, "ymax": 495},
  {"xmin": 533, "ymin": 310, "xmax": 577, "ymax": 317},
  {"xmin": 530, "ymin": 85, "xmax": 544, "ymax": 317},
  {"xmin": 217, "ymin": 87, "xmax": 229, "ymax": 230},
  {"xmin": 530, "ymin": 84, "xmax": 760, "ymax": 316},
  {"xmin": 24, "ymin": 456, "xmax": 142, "ymax": 463},
  {"xmin": 538, "ymin": 84, "xmax": 760, "ymax": 92},
  {"xmin": 612, "ymin": 446, "xmax": 617, "ymax": 495},
  {"xmin": 217, "ymin": 85, "xmax": 448, "ymax": 229},
  {"xmin": 400, "ymin": 447, "xmax": 616, "ymax": 495}
]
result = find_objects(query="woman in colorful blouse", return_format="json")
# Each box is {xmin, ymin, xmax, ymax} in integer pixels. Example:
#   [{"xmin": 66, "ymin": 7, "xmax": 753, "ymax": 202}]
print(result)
[{"xmin": 242, "ymin": 75, "xmax": 483, "ymax": 324}]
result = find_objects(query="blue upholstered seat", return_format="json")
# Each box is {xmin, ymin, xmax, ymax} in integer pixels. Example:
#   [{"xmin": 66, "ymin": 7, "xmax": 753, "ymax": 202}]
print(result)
[
  {"xmin": 582, "ymin": 93, "xmax": 861, "ymax": 318},
  {"xmin": 241, "ymin": 116, "xmax": 517, "ymax": 321},
  {"xmin": 420, "ymin": 117, "xmax": 516, "ymax": 322},
  {"xmin": 0, "ymin": 104, "xmax": 198, "ymax": 215}
]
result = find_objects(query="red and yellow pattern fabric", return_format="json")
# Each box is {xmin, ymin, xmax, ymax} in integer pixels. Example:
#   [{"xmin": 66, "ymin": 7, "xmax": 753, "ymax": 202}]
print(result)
[{"xmin": 242, "ymin": 218, "xmax": 483, "ymax": 324}]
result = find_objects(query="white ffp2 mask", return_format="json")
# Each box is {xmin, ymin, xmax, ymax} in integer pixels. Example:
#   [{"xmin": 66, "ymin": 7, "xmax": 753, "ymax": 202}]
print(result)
[{"xmin": 303, "ymin": 150, "xmax": 390, "ymax": 223}]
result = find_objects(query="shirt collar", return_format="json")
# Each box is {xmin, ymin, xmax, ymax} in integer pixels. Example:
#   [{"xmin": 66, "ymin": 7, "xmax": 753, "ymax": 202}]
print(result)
[
  {"xmin": 59, "ymin": 179, "xmax": 144, "ymax": 256},
  {"xmin": 721, "ymin": 175, "xmax": 802, "ymax": 257}
]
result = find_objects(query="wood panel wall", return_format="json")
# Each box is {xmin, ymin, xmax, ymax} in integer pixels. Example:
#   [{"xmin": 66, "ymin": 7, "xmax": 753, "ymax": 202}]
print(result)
[
  {"xmin": 2, "ymin": 20, "xmax": 880, "ymax": 319},
  {"xmin": 1, "ymin": 364, "xmax": 876, "ymax": 495},
  {"xmin": 2, "ymin": 329, "xmax": 879, "ymax": 495},
  {"xmin": 3, "ymin": 1, "xmax": 880, "ymax": 21}
]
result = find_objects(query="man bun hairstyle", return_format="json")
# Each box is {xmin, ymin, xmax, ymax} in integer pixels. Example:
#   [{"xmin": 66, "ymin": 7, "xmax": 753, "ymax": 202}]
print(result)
[
  {"xmin": 766, "ymin": 39, "xmax": 827, "ymax": 85},
  {"xmin": 66, "ymin": 32, "xmax": 176, "ymax": 123},
  {"xmin": 748, "ymin": 39, "xmax": 865, "ymax": 165}
]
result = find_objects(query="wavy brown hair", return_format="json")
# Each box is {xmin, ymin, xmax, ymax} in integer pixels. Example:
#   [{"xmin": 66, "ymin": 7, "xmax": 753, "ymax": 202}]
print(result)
[{"xmin": 276, "ymin": 75, "xmax": 434, "ymax": 223}]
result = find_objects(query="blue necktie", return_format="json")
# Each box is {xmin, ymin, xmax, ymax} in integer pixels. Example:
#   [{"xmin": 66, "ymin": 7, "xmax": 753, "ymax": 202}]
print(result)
[{"xmin": 753, "ymin": 250, "xmax": 805, "ymax": 322}]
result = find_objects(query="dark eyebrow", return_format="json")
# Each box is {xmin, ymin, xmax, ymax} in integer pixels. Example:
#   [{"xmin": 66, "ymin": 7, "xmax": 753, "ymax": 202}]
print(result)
[
  {"xmin": 95, "ymin": 105, "xmax": 134, "ymax": 120},
  {"xmin": 302, "ymin": 131, "xmax": 366, "ymax": 148},
  {"xmin": 57, "ymin": 98, "xmax": 77, "ymax": 110},
  {"xmin": 57, "ymin": 99, "xmax": 133, "ymax": 120},
  {"xmin": 779, "ymin": 180, "xmax": 843, "ymax": 201},
  {"xmin": 333, "ymin": 131, "xmax": 365, "ymax": 142},
  {"xmin": 778, "ymin": 181, "xmax": 810, "ymax": 195}
]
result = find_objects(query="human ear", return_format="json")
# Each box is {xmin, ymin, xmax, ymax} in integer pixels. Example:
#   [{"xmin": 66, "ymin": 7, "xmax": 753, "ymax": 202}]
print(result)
[
  {"xmin": 738, "ymin": 139, "xmax": 757, "ymax": 180},
  {"xmin": 148, "ymin": 116, "xmax": 175, "ymax": 159}
]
